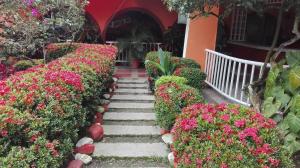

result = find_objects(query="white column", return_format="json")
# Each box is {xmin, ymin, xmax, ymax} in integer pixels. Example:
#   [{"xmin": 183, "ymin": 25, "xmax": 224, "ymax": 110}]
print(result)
[{"xmin": 182, "ymin": 15, "xmax": 190, "ymax": 58}]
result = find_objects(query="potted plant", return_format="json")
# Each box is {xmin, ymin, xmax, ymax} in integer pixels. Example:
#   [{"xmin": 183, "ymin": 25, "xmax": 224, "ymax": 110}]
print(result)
[{"xmin": 117, "ymin": 26, "xmax": 153, "ymax": 68}]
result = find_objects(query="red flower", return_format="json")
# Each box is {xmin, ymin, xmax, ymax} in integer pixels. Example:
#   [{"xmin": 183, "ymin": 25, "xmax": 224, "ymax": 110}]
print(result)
[
  {"xmin": 254, "ymin": 144, "xmax": 274, "ymax": 155},
  {"xmin": 220, "ymin": 163, "xmax": 228, "ymax": 168},
  {"xmin": 1, "ymin": 130, "xmax": 8, "ymax": 137},
  {"xmin": 223, "ymin": 124, "xmax": 233, "ymax": 135},
  {"xmin": 202, "ymin": 113, "xmax": 213, "ymax": 123},
  {"xmin": 268, "ymin": 157, "xmax": 280, "ymax": 166},
  {"xmin": 220, "ymin": 114, "xmax": 230, "ymax": 122},
  {"xmin": 234, "ymin": 119, "xmax": 246, "ymax": 128},
  {"xmin": 181, "ymin": 118, "xmax": 198, "ymax": 131}
]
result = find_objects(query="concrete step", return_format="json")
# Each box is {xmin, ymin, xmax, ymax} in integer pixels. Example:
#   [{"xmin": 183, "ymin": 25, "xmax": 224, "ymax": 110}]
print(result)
[
  {"xmin": 118, "ymin": 83, "xmax": 148, "ymax": 89},
  {"xmin": 104, "ymin": 112, "xmax": 155, "ymax": 121},
  {"xmin": 108, "ymin": 108, "xmax": 154, "ymax": 113},
  {"xmin": 103, "ymin": 120, "xmax": 156, "ymax": 126},
  {"xmin": 102, "ymin": 136, "xmax": 162, "ymax": 143},
  {"xmin": 114, "ymin": 88, "xmax": 152, "ymax": 94},
  {"xmin": 93, "ymin": 143, "xmax": 168, "ymax": 158},
  {"xmin": 85, "ymin": 157, "xmax": 169, "ymax": 168},
  {"xmin": 117, "ymin": 78, "xmax": 148, "ymax": 84},
  {"xmin": 103, "ymin": 125, "xmax": 160, "ymax": 136},
  {"xmin": 111, "ymin": 94, "xmax": 155, "ymax": 101},
  {"xmin": 109, "ymin": 102, "xmax": 154, "ymax": 109}
]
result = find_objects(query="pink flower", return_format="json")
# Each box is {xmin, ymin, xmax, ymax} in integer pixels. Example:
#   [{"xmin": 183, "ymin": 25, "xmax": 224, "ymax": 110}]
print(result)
[
  {"xmin": 180, "ymin": 118, "xmax": 198, "ymax": 131},
  {"xmin": 1, "ymin": 130, "xmax": 8, "ymax": 137},
  {"xmin": 268, "ymin": 157, "xmax": 280, "ymax": 166},
  {"xmin": 216, "ymin": 103, "xmax": 227, "ymax": 111},
  {"xmin": 230, "ymin": 108, "xmax": 239, "ymax": 114},
  {"xmin": 239, "ymin": 127, "xmax": 259, "ymax": 142},
  {"xmin": 220, "ymin": 114, "xmax": 230, "ymax": 122},
  {"xmin": 254, "ymin": 144, "xmax": 274, "ymax": 155},
  {"xmin": 234, "ymin": 119, "xmax": 246, "ymax": 128},
  {"xmin": 220, "ymin": 163, "xmax": 228, "ymax": 168},
  {"xmin": 202, "ymin": 113, "xmax": 213, "ymax": 123},
  {"xmin": 223, "ymin": 124, "xmax": 233, "ymax": 135}
]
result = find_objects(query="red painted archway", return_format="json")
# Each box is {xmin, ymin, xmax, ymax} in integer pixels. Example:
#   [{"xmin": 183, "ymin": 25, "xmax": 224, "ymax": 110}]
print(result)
[{"xmin": 85, "ymin": 0, "xmax": 178, "ymax": 40}]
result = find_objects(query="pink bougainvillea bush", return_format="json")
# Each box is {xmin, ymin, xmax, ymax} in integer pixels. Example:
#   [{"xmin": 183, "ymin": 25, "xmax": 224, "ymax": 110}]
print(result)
[
  {"xmin": 172, "ymin": 103, "xmax": 294, "ymax": 168},
  {"xmin": 0, "ymin": 44, "xmax": 117, "ymax": 167}
]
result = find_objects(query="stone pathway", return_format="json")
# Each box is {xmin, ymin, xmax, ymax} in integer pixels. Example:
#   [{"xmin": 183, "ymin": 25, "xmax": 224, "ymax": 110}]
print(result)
[{"xmin": 86, "ymin": 68, "xmax": 169, "ymax": 168}]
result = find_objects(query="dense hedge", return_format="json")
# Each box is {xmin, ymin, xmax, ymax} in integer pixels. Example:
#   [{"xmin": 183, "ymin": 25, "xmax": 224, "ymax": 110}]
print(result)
[
  {"xmin": 173, "ymin": 67, "xmax": 206, "ymax": 90},
  {"xmin": 154, "ymin": 77, "xmax": 204, "ymax": 130},
  {"xmin": 145, "ymin": 51, "xmax": 203, "ymax": 90},
  {"xmin": 0, "ymin": 44, "xmax": 117, "ymax": 167},
  {"xmin": 172, "ymin": 103, "xmax": 294, "ymax": 168}
]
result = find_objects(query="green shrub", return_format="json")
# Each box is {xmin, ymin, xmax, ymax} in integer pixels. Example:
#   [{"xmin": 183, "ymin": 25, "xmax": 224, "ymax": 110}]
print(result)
[
  {"xmin": 47, "ymin": 43, "xmax": 77, "ymax": 62},
  {"xmin": 13, "ymin": 60, "xmax": 34, "ymax": 71},
  {"xmin": 178, "ymin": 58, "xmax": 200, "ymax": 69},
  {"xmin": 0, "ymin": 43, "xmax": 117, "ymax": 167},
  {"xmin": 155, "ymin": 75, "xmax": 187, "ymax": 88},
  {"xmin": 262, "ymin": 52, "xmax": 300, "ymax": 154},
  {"xmin": 154, "ymin": 82, "xmax": 203, "ymax": 130},
  {"xmin": 14, "ymin": 59, "xmax": 45, "ymax": 71},
  {"xmin": 145, "ymin": 49, "xmax": 177, "ymax": 76},
  {"xmin": 174, "ymin": 67, "xmax": 206, "ymax": 90},
  {"xmin": 145, "ymin": 51, "xmax": 171, "ymax": 79},
  {"xmin": 172, "ymin": 103, "xmax": 294, "ymax": 168}
]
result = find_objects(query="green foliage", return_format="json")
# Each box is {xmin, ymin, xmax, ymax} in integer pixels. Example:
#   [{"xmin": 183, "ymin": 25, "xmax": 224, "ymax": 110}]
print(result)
[
  {"xmin": 13, "ymin": 59, "xmax": 44, "ymax": 71},
  {"xmin": 145, "ymin": 48, "xmax": 177, "ymax": 77},
  {"xmin": 178, "ymin": 58, "xmax": 200, "ymax": 69},
  {"xmin": 263, "ymin": 51, "xmax": 300, "ymax": 154},
  {"xmin": 172, "ymin": 103, "xmax": 294, "ymax": 167},
  {"xmin": 117, "ymin": 25, "xmax": 153, "ymax": 60},
  {"xmin": 163, "ymin": 0, "xmax": 299, "ymax": 18},
  {"xmin": 13, "ymin": 60, "xmax": 34, "ymax": 71},
  {"xmin": 47, "ymin": 43, "xmax": 77, "ymax": 62},
  {"xmin": 0, "ymin": 44, "xmax": 117, "ymax": 167},
  {"xmin": 0, "ymin": 0, "xmax": 88, "ymax": 57},
  {"xmin": 173, "ymin": 67, "xmax": 207, "ymax": 90},
  {"xmin": 145, "ymin": 51, "xmax": 172, "ymax": 79},
  {"xmin": 154, "ymin": 82, "xmax": 203, "ymax": 130},
  {"xmin": 155, "ymin": 76, "xmax": 187, "ymax": 88}
]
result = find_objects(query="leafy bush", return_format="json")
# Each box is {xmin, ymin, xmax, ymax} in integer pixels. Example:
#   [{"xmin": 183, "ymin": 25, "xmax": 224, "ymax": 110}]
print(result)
[
  {"xmin": 263, "ymin": 52, "xmax": 300, "ymax": 154},
  {"xmin": 145, "ymin": 49, "xmax": 177, "ymax": 78},
  {"xmin": 155, "ymin": 75, "xmax": 187, "ymax": 88},
  {"xmin": 172, "ymin": 103, "xmax": 294, "ymax": 168},
  {"xmin": 155, "ymin": 82, "xmax": 203, "ymax": 130},
  {"xmin": 14, "ymin": 59, "xmax": 44, "ymax": 71},
  {"xmin": 13, "ymin": 60, "xmax": 34, "ymax": 71},
  {"xmin": 0, "ymin": 43, "xmax": 117, "ymax": 167},
  {"xmin": 47, "ymin": 43, "xmax": 78, "ymax": 62},
  {"xmin": 178, "ymin": 58, "xmax": 200, "ymax": 69},
  {"xmin": 174, "ymin": 67, "xmax": 207, "ymax": 90}
]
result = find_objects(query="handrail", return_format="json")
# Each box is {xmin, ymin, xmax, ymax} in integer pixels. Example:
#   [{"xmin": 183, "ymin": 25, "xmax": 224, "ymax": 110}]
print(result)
[{"xmin": 204, "ymin": 49, "xmax": 271, "ymax": 106}]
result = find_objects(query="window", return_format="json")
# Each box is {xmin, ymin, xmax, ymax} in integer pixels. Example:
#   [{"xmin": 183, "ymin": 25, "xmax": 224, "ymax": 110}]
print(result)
[{"xmin": 230, "ymin": 8, "xmax": 247, "ymax": 41}]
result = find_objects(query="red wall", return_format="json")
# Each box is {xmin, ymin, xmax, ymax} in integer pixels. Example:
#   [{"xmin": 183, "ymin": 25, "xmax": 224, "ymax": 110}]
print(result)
[{"xmin": 86, "ymin": 0, "xmax": 178, "ymax": 40}]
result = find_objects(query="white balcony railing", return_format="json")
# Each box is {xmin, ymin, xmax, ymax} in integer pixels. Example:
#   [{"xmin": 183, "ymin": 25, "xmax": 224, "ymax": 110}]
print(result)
[
  {"xmin": 204, "ymin": 49, "xmax": 270, "ymax": 106},
  {"xmin": 106, "ymin": 41, "xmax": 173, "ymax": 63}
]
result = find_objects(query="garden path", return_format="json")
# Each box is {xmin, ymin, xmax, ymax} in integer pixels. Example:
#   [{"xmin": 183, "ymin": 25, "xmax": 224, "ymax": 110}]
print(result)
[{"xmin": 86, "ymin": 67, "xmax": 169, "ymax": 168}]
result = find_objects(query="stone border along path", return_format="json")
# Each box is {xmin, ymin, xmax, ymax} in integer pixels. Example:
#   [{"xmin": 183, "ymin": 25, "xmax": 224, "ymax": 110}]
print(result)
[{"xmin": 86, "ymin": 68, "xmax": 170, "ymax": 168}]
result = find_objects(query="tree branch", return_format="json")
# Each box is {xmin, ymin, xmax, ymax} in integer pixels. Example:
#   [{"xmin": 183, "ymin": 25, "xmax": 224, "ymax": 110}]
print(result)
[
  {"xmin": 258, "ymin": 1, "xmax": 284, "ymax": 80},
  {"xmin": 272, "ymin": 15, "xmax": 300, "ymax": 62}
]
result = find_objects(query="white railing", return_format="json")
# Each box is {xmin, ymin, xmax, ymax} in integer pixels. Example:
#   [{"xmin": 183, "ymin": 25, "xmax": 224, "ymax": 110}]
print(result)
[
  {"xmin": 204, "ymin": 49, "xmax": 269, "ymax": 106},
  {"xmin": 106, "ymin": 41, "xmax": 170, "ymax": 63}
]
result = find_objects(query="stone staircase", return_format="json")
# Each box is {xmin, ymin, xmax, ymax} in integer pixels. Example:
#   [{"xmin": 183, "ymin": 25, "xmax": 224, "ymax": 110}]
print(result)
[{"xmin": 86, "ymin": 69, "xmax": 169, "ymax": 168}]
